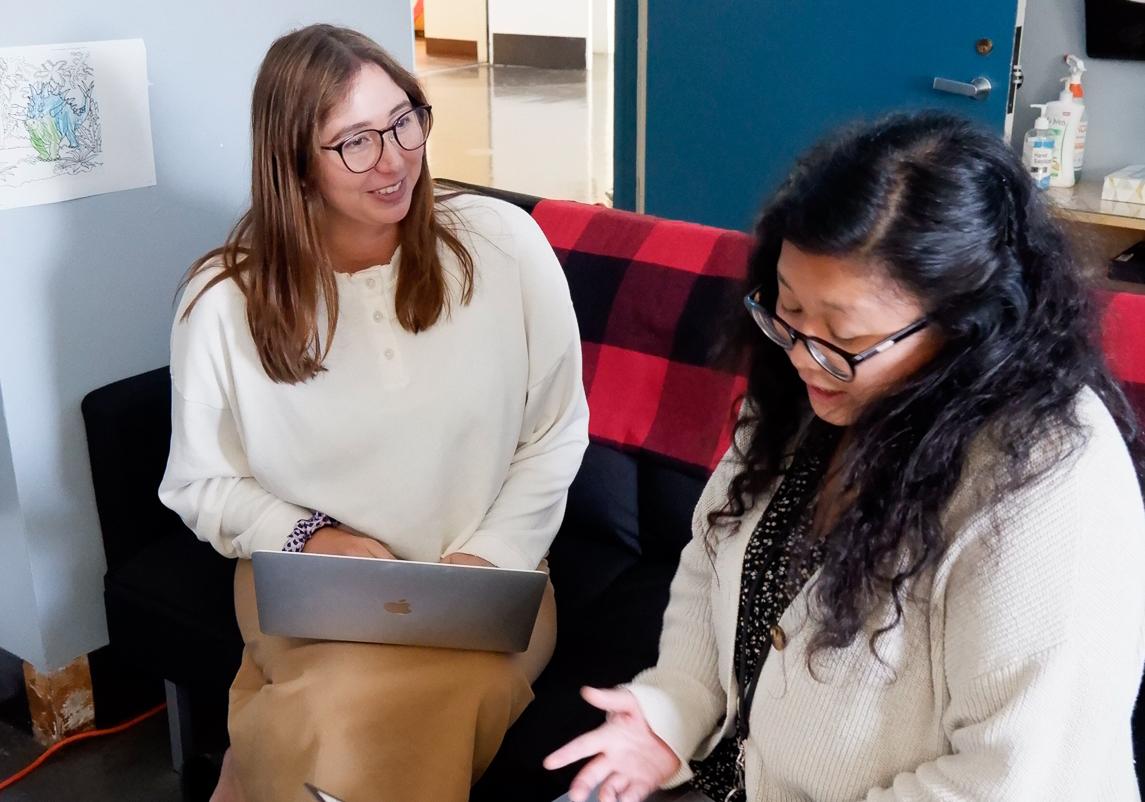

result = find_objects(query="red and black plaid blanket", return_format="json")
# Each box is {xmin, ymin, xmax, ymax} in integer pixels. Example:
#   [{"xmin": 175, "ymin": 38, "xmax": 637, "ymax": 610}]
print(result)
[
  {"xmin": 480, "ymin": 185, "xmax": 1145, "ymax": 477},
  {"xmin": 1101, "ymin": 290, "xmax": 1145, "ymax": 422},
  {"xmin": 531, "ymin": 199, "xmax": 751, "ymax": 476}
]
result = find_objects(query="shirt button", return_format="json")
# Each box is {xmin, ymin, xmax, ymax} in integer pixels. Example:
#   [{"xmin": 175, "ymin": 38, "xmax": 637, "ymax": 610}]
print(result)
[
  {"xmin": 373, "ymin": 310, "xmax": 383, "ymax": 322},
  {"xmin": 366, "ymin": 278, "xmax": 376, "ymax": 289},
  {"xmin": 384, "ymin": 349, "xmax": 395, "ymax": 360}
]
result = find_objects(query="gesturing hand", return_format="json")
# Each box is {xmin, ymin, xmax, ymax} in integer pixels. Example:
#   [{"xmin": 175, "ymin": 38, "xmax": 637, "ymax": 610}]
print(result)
[{"xmin": 544, "ymin": 687, "xmax": 681, "ymax": 802}]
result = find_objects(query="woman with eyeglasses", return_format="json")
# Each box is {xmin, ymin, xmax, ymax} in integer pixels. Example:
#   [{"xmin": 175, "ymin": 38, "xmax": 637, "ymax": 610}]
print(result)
[
  {"xmin": 158, "ymin": 24, "xmax": 588, "ymax": 802},
  {"xmin": 546, "ymin": 112, "xmax": 1145, "ymax": 802}
]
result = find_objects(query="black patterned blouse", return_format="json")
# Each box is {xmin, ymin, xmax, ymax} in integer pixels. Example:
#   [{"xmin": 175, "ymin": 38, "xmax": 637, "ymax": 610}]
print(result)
[{"xmin": 690, "ymin": 417, "xmax": 842, "ymax": 802}]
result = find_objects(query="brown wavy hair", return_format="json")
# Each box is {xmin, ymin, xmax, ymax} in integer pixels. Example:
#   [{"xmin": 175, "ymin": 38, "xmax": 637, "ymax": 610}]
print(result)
[{"xmin": 180, "ymin": 24, "xmax": 474, "ymax": 383}]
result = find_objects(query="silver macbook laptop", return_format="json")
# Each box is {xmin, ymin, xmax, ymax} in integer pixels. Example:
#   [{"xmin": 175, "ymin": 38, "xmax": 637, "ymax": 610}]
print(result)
[{"xmin": 252, "ymin": 550, "xmax": 547, "ymax": 653}]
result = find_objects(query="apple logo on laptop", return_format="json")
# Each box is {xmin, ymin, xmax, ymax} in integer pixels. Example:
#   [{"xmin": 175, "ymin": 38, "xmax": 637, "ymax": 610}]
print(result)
[{"xmin": 384, "ymin": 599, "xmax": 412, "ymax": 615}]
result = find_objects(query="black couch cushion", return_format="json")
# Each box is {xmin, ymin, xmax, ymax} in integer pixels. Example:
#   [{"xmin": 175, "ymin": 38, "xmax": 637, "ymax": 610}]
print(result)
[
  {"xmin": 104, "ymin": 531, "xmax": 241, "ymax": 688},
  {"xmin": 473, "ymin": 455, "xmax": 706, "ymax": 802},
  {"xmin": 547, "ymin": 443, "xmax": 640, "ymax": 613},
  {"xmin": 474, "ymin": 559, "xmax": 684, "ymax": 802},
  {"xmin": 84, "ymin": 368, "xmax": 243, "ymax": 692},
  {"xmin": 82, "ymin": 366, "xmax": 187, "ymax": 568}
]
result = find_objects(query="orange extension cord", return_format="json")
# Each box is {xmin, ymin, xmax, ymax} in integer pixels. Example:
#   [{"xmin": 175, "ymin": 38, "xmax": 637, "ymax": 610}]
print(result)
[{"xmin": 0, "ymin": 702, "xmax": 167, "ymax": 792}]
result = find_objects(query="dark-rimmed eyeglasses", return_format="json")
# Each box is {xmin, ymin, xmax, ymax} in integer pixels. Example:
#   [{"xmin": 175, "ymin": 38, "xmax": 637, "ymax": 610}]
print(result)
[
  {"xmin": 320, "ymin": 106, "xmax": 433, "ymax": 173},
  {"xmin": 743, "ymin": 286, "xmax": 928, "ymax": 382}
]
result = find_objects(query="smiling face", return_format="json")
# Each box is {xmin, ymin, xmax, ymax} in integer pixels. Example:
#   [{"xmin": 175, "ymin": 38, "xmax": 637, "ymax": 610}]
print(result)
[
  {"xmin": 774, "ymin": 241, "xmax": 942, "ymax": 425},
  {"xmin": 313, "ymin": 62, "xmax": 425, "ymax": 249}
]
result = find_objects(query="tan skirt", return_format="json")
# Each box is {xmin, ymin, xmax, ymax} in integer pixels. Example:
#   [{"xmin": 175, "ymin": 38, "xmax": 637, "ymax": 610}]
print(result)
[{"xmin": 228, "ymin": 559, "xmax": 557, "ymax": 802}]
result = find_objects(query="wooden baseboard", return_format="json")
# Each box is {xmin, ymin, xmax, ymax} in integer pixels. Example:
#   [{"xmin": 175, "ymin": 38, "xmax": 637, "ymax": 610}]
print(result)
[
  {"xmin": 425, "ymin": 37, "xmax": 479, "ymax": 60},
  {"xmin": 492, "ymin": 33, "xmax": 586, "ymax": 69},
  {"xmin": 23, "ymin": 655, "xmax": 95, "ymax": 746}
]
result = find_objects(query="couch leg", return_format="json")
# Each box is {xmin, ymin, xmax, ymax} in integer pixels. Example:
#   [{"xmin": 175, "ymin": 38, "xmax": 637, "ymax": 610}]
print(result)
[
  {"xmin": 165, "ymin": 679, "xmax": 194, "ymax": 774},
  {"xmin": 23, "ymin": 655, "xmax": 96, "ymax": 746}
]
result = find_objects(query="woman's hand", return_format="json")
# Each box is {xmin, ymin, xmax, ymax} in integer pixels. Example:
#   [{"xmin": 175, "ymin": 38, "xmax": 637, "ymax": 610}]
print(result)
[
  {"xmin": 302, "ymin": 527, "xmax": 396, "ymax": 559},
  {"xmin": 544, "ymin": 687, "xmax": 681, "ymax": 802},
  {"xmin": 440, "ymin": 552, "xmax": 496, "ymax": 568}
]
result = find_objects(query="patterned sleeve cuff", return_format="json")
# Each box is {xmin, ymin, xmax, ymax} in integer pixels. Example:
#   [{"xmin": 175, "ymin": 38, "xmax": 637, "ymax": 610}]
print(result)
[{"xmin": 283, "ymin": 511, "xmax": 339, "ymax": 553}]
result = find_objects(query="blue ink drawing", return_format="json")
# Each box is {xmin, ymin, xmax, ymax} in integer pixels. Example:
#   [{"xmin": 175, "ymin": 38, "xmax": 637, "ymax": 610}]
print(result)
[{"xmin": 0, "ymin": 49, "xmax": 103, "ymax": 187}]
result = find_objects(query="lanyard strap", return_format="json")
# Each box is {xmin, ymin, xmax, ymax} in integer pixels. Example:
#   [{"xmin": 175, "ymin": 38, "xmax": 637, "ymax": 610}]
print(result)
[
  {"xmin": 730, "ymin": 420, "xmax": 840, "ymax": 744},
  {"xmin": 692, "ymin": 417, "xmax": 841, "ymax": 802},
  {"xmin": 733, "ymin": 538, "xmax": 782, "ymax": 744}
]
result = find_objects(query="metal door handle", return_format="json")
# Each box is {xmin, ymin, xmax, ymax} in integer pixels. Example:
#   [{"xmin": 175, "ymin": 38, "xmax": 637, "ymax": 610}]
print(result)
[{"xmin": 932, "ymin": 76, "xmax": 992, "ymax": 100}]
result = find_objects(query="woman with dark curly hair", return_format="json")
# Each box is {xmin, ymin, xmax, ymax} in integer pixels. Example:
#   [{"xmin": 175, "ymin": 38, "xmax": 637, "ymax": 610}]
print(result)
[{"xmin": 546, "ymin": 112, "xmax": 1145, "ymax": 802}]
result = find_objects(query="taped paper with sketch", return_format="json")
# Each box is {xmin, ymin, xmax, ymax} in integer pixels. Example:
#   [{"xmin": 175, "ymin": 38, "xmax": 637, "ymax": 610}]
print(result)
[{"xmin": 0, "ymin": 38, "xmax": 155, "ymax": 210}]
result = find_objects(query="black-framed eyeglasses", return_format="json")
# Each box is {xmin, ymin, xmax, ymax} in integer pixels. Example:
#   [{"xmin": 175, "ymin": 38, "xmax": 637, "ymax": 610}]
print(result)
[
  {"xmin": 320, "ymin": 105, "xmax": 433, "ymax": 173},
  {"xmin": 743, "ymin": 286, "xmax": 928, "ymax": 382}
]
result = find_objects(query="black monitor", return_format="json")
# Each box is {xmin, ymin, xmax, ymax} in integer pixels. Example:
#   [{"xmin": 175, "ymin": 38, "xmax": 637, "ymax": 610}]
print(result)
[{"xmin": 1087, "ymin": 0, "xmax": 1145, "ymax": 60}]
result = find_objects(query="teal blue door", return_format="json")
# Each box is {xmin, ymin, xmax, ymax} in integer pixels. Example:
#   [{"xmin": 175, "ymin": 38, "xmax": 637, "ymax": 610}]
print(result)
[{"xmin": 614, "ymin": 0, "xmax": 1023, "ymax": 229}]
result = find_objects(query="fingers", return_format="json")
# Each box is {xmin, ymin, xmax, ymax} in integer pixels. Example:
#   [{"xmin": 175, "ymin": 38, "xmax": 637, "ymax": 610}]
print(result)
[
  {"xmin": 334, "ymin": 530, "xmax": 393, "ymax": 559},
  {"xmin": 597, "ymin": 772, "xmax": 631, "ymax": 802},
  {"xmin": 544, "ymin": 728, "xmax": 609, "ymax": 770},
  {"xmin": 581, "ymin": 686, "xmax": 637, "ymax": 715},
  {"xmin": 362, "ymin": 539, "xmax": 395, "ymax": 559},
  {"xmin": 575, "ymin": 767, "xmax": 649, "ymax": 802},
  {"xmin": 304, "ymin": 528, "xmax": 394, "ymax": 559},
  {"xmin": 441, "ymin": 552, "xmax": 495, "ymax": 567},
  {"xmin": 566, "ymin": 755, "xmax": 615, "ymax": 802},
  {"xmin": 620, "ymin": 783, "xmax": 653, "ymax": 802}
]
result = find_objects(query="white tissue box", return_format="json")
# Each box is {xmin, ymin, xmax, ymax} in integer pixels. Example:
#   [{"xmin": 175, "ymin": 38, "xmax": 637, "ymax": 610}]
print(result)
[{"xmin": 1102, "ymin": 166, "xmax": 1145, "ymax": 205}]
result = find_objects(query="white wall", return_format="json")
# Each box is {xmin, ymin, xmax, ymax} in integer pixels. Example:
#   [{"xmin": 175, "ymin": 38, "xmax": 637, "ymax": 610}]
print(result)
[
  {"xmin": 424, "ymin": 0, "xmax": 489, "ymax": 62},
  {"xmin": 0, "ymin": 3, "xmax": 414, "ymax": 671},
  {"xmin": 593, "ymin": 0, "xmax": 614, "ymax": 55},
  {"xmin": 489, "ymin": 0, "xmax": 591, "ymax": 67},
  {"xmin": 489, "ymin": 0, "xmax": 590, "ymax": 38},
  {"xmin": 0, "ymin": 390, "xmax": 41, "ymax": 666}
]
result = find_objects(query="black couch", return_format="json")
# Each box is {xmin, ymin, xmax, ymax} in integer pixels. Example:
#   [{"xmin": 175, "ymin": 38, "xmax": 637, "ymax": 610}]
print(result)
[
  {"xmin": 81, "ymin": 186, "xmax": 712, "ymax": 802},
  {"xmin": 82, "ymin": 184, "xmax": 1145, "ymax": 801},
  {"xmin": 83, "ymin": 368, "xmax": 702, "ymax": 802}
]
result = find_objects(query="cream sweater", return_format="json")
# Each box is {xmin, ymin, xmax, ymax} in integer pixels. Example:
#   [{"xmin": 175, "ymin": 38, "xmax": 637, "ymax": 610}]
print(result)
[
  {"xmin": 628, "ymin": 389, "xmax": 1145, "ymax": 801},
  {"xmin": 159, "ymin": 194, "xmax": 588, "ymax": 569}
]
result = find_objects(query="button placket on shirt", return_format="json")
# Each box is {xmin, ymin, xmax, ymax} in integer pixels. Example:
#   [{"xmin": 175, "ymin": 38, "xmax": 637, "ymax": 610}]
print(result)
[{"xmin": 358, "ymin": 267, "xmax": 408, "ymax": 387}]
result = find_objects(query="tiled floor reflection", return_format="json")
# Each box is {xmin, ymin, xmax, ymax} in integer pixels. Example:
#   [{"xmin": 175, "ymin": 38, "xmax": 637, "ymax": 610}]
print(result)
[{"xmin": 418, "ymin": 47, "xmax": 613, "ymax": 205}]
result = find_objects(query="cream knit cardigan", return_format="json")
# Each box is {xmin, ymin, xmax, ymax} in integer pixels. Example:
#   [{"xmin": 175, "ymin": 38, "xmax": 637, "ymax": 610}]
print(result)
[{"xmin": 628, "ymin": 389, "xmax": 1145, "ymax": 801}]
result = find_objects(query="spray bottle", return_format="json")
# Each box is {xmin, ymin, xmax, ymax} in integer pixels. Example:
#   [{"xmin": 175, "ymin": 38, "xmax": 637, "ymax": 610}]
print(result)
[
  {"xmin": 1064, "ymin": 54, "xmax": 1088, "ymax": 180},
  {"xmin": 1046, "ymin": 54, "xmax": 1088, "ymax": 187}
]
